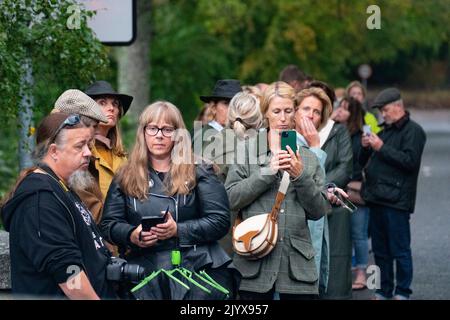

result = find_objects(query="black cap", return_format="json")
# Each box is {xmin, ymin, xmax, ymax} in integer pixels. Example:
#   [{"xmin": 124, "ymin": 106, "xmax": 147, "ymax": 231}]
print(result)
[
  {"xmin": 84, "ymin": 80, "xmax": 133, "ymax": 116},
  {"xmin": 372, "ymin": 88, "xmax": 402, "ymax": 109},
  {"xmin": 200, "ymin": 79, "xmax": 242, "ymax": 103}
]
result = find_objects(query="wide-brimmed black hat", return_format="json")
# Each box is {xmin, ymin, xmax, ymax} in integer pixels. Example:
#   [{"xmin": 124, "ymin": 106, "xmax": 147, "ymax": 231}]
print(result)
[
  {"xmin": 200, "ymin": 79, "xmax": 242, "ymax": 103},
  {"xmin": 84, "ymin": 80, "xmax": 133, "ymax": 116}
]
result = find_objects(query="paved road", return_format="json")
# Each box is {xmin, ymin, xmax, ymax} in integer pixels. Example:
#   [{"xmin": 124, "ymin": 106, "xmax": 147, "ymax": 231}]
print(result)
[{"xmin": 353, "ymin": 109, "xmax": 450, "ymax": 300}]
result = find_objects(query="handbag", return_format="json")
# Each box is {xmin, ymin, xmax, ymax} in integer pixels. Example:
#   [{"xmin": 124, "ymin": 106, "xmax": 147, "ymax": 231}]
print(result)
[
  {"xmin": 346, "ymin": 181, "xmax": 366, "ymax": 205},
  {"xmin": 232, "ymin": 172, "xmax": 290, "ymax": 260}
]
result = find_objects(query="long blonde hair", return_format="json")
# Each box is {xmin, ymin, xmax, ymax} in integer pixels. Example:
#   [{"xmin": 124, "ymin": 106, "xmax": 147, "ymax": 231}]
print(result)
[{"xmin": 116, "ymin": 101, "xmax": 196, "ymax": 200}]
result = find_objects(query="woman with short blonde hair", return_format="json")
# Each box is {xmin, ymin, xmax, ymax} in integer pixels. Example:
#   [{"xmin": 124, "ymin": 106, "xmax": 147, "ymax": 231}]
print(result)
[
  {"xmin": 296, "ymin": 87, "xmax": 333, "ymax": 132},
  {"xmin": 225, "ymin": 81, "xmax": 330, "ymax": 300},
  {"xmin": 260, "ymin": 81, "xmax": 297, "ymax": 127},
  {"xmin": 296, "ymin": 83, "xmax": 353, "ymax": 300}
]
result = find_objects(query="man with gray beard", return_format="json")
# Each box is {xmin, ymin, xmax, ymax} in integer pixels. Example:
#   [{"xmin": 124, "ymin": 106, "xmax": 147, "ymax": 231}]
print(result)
[
  {"xmin": 68, "ymin": 168, "xmax": 96, "ymax": 194},
  {"xmin": 51, "ymin": 89, "xmax": 110, "ymax": 223},
  {"xmin": 1, "ymin": 112, "xmax": 116, "ymax": 299}
]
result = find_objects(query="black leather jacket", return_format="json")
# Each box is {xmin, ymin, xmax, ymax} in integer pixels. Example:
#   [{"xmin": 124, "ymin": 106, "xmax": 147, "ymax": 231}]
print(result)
[{"xmin": 100, "ymin": 164, "xmax": 232, "ymax": 271}]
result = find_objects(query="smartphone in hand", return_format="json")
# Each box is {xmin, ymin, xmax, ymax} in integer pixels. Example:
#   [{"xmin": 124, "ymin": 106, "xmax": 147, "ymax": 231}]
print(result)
[
  {"xmin": 363, "ymin": 125, "xmax": 372, "ymax": 136},
  {"xmin": 334, "ymin": 191, "xmax": 357, "ymax": 213},
  {"xmin": 280, "ymin": 130, "xmax": 298, "ymax": 153},
  {"xmin": 141, "ymin": 206, "xmax": 169, "ymax": 232}
]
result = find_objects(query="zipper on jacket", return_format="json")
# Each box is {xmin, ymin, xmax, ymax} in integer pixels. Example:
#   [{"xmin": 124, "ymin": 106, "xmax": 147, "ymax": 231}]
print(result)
[
  {"xmin": 148, "ymin": 193, "xmax": 178, "ymax": 221},
  {"xmin": 36, "ymin": 191, "xmax": 41, "ymax": 238},
  {"xmin": 53, "ymin": 191, "xmax": 77, "ymax": 236},
  {"xmin": 175, "ymin": 194, "xmax": 179, "ymax": 223},
  {"xmin": 147, "ymin": 192, "xmax": 196, "ymax": 250}
]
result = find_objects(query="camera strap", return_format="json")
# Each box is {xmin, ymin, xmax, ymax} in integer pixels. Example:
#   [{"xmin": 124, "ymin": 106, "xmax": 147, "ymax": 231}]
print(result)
[{"xmin": 37, "ymin": 163, "xmax": 70, "ymax": 192}]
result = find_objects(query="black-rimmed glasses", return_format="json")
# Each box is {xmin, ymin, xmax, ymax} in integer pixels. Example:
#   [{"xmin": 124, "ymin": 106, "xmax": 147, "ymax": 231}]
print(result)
[{"xmin": 144, "ymin": 125, "xmax": 175, "ymax": 138}]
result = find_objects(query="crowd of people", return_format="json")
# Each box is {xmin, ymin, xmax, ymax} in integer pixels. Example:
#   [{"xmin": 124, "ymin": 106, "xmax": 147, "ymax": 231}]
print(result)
[{"xmin": 0, "ymin": 64, "xmax": 426, "ymax": 301}]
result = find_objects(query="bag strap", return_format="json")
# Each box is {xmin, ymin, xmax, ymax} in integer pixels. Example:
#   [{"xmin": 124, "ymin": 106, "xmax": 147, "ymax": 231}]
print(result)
[
  {"xmin": 232, "ymin": 210, "xmax": 242, "ymax": 232},
  {"xmin": 269, "ymin": 171, "xmax": 290, "ymax": 221},
  {"xmin": 232, "ymin": 171, "xmax": 290, "ymax": 228}
]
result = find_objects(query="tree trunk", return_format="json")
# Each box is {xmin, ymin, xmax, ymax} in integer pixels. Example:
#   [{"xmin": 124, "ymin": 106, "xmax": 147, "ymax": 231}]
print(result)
[
  {"xmin": 18, "ymin": 58, "xmax": 35, "ymax": 170},
  {"xmin": 116, "ymin": 0, "xmax": 152, "ymax": 122}
]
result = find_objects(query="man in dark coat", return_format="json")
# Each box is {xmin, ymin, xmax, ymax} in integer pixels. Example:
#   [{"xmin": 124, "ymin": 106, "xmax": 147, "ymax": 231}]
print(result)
[{"xmin": 359, "ymin": 88, "xmax": 426, "ymax": 300}]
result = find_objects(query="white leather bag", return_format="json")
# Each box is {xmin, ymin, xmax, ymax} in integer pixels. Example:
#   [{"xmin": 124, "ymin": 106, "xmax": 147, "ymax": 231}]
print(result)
[{"xmin": 232, "ymin": 172, "xmax": 290, "ymax": 260}]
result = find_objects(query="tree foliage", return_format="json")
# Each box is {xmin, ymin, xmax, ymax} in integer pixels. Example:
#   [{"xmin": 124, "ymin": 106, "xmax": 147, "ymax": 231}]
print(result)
[
  {"xmin": 149, "ymin": 0, "xmax": 450, "ymax": 128},
  {"xmin": 0, "ymin": 0, "xmax": 111, "ymax": 122},
  {"xmin": 0, "ymin": 0, "xmax": 111, "ymax": 195}
]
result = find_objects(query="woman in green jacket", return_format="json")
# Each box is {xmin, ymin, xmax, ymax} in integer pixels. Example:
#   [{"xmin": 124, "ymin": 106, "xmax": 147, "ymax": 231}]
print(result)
[{"xmin": 225, "ymin": 82, "xmax": 331, "ymax": 300}]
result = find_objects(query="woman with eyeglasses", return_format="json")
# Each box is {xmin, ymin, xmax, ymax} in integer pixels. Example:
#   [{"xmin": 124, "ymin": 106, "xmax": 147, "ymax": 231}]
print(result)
[
  {"xmin": 225, "ymin": 82, "xmax": 331, "ymax": 300},
  {"xmin": 100, "ymin": 101, "xmax": 239, "ymax": 300}
]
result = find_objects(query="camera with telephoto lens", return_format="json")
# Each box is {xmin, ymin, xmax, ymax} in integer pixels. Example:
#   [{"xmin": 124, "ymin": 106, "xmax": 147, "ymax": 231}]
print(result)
[{"xmin": 106, "ymin": 257, "xmax": 145, "ymax": 283}]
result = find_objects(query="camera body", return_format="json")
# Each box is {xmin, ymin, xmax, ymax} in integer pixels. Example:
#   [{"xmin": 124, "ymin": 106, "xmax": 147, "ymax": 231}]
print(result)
[{"xmin": 106, "ymin": 257, "xmax": 145, "ymax": 283}]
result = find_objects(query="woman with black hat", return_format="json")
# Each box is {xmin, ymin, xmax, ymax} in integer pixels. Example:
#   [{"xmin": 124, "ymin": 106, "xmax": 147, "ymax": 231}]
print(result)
[{"xmin": 82, "ymin": 80, "xmax": 133, "ymax": 223}]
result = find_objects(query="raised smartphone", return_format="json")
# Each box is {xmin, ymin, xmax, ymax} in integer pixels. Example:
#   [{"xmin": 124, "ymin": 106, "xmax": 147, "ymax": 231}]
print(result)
[{"xmin": 280, "ymin": 130, "xmax": 298, "ymax": 153}]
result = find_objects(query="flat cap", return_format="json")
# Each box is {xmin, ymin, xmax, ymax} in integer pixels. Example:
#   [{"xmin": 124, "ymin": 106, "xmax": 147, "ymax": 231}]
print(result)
[
  {"xmin": 371, "ymin": 87, "xmax": 402, "ymax": 109},
  {"xmin": 53, "ymin": 89, "xmax": 108, "ymax": 123}
]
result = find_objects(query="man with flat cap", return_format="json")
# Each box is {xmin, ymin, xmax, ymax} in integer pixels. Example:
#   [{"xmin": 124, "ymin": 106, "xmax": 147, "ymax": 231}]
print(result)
[
  {"xmin": 1, "ymin": 109, "xmax": 116, "ymax": 299},
  {"xmin": 359, "ymin": 88, "xmax": 426, "ymax": 300},
  {"xmin": 53, "ymin": 84, "xmax": 133, "ymax": 225}
]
